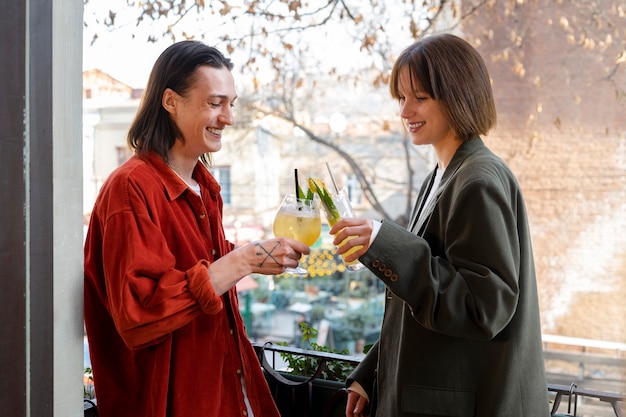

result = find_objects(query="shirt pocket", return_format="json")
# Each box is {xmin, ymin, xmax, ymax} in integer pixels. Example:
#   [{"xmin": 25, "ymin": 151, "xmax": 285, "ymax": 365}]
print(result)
[{"xmin": 401, "ymin": 384, "xmax": 475, "ymax": 417}]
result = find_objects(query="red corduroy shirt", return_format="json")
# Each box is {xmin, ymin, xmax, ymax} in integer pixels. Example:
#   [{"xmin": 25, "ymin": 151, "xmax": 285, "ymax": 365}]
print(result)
[{"xmin": 84, "ymin": 152, "xmax": 279, "ymax": 417}]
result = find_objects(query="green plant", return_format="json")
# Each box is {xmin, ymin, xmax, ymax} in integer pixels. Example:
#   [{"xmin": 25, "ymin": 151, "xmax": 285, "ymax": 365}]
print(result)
[
  {"xmin": 277, "ymin": 322, "xmax": 356, "ymax": 382},
  {"xmin": 84, "ymin": 367, "xmax": 95, "ymax": 399}
]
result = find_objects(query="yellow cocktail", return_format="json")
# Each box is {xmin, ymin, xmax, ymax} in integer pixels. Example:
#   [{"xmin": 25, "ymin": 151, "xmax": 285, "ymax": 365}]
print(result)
[
  {"xmin": 308, "ymin": 178, "xmax": 365, "ymax": 271},
  {"xmin": 273, "ymin": 194, "xmax": 321, "ymax": 274},
  {"xmin": 273, "ymin": 209, "xmax": 321, "ymax": 246}
]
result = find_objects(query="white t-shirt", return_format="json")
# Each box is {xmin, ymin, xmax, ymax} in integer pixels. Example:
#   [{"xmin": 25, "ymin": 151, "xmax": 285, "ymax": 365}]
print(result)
[{"xmin": 371, "ymin": 167, "xmax": 445, "ymax": 242}]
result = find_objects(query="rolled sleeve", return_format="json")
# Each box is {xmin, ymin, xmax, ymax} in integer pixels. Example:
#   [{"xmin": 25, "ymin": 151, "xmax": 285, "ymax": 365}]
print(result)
[{"xmin": 188, "ymin": 260, "xmax": 223, "ymax": 314}]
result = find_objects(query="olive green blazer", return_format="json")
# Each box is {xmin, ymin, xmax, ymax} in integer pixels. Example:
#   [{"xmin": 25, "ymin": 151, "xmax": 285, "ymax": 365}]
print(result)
[{"xmin": 350, "ymin": 138, "xmax": 550, "ymax": 417}]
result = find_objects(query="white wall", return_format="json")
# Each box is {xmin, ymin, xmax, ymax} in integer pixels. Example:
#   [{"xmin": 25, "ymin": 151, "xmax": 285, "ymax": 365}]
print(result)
[{"xmin": 53, "ymin": 0, "xmax": 85, "ymax": 416}]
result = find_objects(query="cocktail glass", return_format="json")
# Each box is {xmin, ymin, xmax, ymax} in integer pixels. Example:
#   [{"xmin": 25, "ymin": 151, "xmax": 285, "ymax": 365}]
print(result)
[
  {"xmin": 273, "ymin": 194, "xmax": 321, "ymax": 274},
  {"xmin": 324, "ymin": 188, "xmax": 365, "ymax": 271}
]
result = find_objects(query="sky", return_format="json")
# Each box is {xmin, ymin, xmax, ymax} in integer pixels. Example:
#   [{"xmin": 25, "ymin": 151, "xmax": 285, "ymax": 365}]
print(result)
[
  {"xmin": 84, "ymin": 38, "xmax": 166, "ymax": 88},
  {"xmin": 82, "ymin": 0, "xmax": 411, "ymax": 89},
  {"xmin": 83, "ymin": 1, "xmax": 176, "ymax": 87},
  {"xmin": 82, "ymin": 0, "xmax": 254, "ymax": 87},
  {"xmin": 82, "ymin": 1, "xmax": 301, "ymax": 88}
]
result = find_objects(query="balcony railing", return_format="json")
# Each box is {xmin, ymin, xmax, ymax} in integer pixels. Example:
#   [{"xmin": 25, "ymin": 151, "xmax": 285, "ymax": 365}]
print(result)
[
  {"xmin": 253, "ymin": 341, "xmax": 625, "ymax": 417},
  {"xmin": 549, "ymin": 383, "xmax": 624, "ymax": 417},
  {"xmin": 253, "ymin": 341, "xmax": 359, "ymax": 417}
]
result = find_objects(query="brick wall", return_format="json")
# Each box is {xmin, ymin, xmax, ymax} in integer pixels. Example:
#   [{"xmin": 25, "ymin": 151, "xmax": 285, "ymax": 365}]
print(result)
[{"xmin": 461, "ymin": 0, "xmax": 626, "ymax": 343}]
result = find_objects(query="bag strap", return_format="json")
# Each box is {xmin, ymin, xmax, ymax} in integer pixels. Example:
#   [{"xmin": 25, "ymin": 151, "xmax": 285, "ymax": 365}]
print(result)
[
  {"xmin": 567, "ymin": 382, "xmax": 578, "ymax": 416},
  {"xmin": 257, "ymin": 341, "xmax": 328, "ymax": 386},
  {"xmin": 257, "ymin": 341, "xmax": 330, "ymax": 417}
]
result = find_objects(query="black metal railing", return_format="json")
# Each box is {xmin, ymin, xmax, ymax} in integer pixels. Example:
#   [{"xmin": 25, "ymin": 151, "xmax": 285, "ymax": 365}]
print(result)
[
  {"xmin": 548, "ymin": 383, "xmax": 624, "ymax": 417},
  {"xmin": 254, "ymin": 341, "xmax": 625, "ymax": 417},
  {"xmin": 253, "ymin": 342, "xmax": 360, "ymax": 417}
]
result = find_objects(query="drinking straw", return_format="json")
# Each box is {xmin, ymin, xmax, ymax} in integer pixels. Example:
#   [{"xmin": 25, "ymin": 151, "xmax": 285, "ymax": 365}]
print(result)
[
  {"xmin": 325, "ymin": 162, "xmax": 340, "ymax": 194},
  {"xmin": 294, "ymin": 168, "xmax": 299, "ymax": 197}
]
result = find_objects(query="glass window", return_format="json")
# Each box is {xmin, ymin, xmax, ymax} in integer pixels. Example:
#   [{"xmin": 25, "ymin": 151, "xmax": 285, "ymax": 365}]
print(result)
[
  {"xmin": 211, "ymin": 166, "xmax": 231, "ymax": 205},
  {"xmin": 346, "ymin": 175, "xmax": 362, "ymax": 207},
  {"xmin": 242, "ymin": 268, "xmax": 385, "ymax": 356},
  {"xmin": 115, "ymin": 146, "xmax": 133, "ymax": 167}
]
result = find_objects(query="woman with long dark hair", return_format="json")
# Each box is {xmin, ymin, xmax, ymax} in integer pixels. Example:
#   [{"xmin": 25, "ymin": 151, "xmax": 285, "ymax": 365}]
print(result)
[{"xmin": 84, "ymin": 40, "xmax": 305, "ymax": 417}]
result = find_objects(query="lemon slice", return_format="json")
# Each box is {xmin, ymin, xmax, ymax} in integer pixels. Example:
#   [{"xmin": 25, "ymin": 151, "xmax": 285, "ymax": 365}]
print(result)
[{"xmin": 308, "ymin": 177, "xmax": 341, "ymax": 225}]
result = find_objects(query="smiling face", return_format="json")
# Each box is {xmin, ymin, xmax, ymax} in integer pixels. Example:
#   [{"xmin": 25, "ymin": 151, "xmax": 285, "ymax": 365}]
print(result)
[
  {"xmin": 396, "ymin": 66, "xmax": 462, "ymax": 167},
  {"xmin": 163, "ymin": 65, "xmax": 237, "ymax": 161},
  {"xmin": 396, "ymin": 66, "xmax": 457, "ymax": 147}
]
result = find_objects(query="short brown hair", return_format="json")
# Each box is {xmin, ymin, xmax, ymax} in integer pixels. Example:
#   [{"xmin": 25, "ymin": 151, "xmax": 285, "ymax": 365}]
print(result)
[{"xmin": 389, "ymin": 33, "xmax": 496, "ymax": 141}]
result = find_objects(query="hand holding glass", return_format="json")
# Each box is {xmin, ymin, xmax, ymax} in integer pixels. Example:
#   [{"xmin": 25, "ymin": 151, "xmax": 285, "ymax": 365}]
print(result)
[
  {"xmin": 323, "ymin": 189, "xmax": 365, "ymax": 271},
  {"xmin": 272, "ymin": 195, "xmax": 321, "ymax": 274}
]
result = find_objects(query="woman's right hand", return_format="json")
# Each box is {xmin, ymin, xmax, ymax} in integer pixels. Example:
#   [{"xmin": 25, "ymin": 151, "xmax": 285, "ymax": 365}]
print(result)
[
  {"xmin": 329, "ymin": 218, "xmax": 373, "ymax": 263},
  {"xmin": 346, "ymin": 389, "xmax": 370, "ymax": 417}
]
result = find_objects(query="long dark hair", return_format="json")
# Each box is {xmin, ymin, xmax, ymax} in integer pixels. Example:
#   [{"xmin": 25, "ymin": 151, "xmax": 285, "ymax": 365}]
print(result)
[
  {"xmin": 127, "ymin": 41, "xmax": 234, "ymax": 165},
  {"xmin": 389, "ymin": 33, "xmax": 497, "ymax": 141}
]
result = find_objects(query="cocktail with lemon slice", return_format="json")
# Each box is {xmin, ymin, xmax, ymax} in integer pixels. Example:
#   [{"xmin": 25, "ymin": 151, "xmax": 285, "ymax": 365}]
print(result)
[{"xmin": 308, "ymin": 177, "xmax": 365, "ymax": 271}]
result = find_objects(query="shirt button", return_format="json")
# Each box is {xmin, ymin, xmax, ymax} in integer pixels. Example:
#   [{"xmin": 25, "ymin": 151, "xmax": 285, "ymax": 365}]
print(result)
[
  {"xmin": 236, "ymin": 369, "xmax": 242, "ymax": 375},
  {"xmin": 230, "ymin": 329, "xmax": 234, "ymax": 335},
  {"xmin": 242, "ymin": 411, "xmax": 248, "ymax": 416},
  {"xmin": 390, "ymin": 274, "xmax": 399, "ymax": 282},
  {"xmin": 372, "ymin": 259, "xmax": 381, "ymax": 268},
  {"xmin": 199, "ymin": 213, "xmax": 206, "ymax": 219},
  {"xmin": 384, "ymin": 269, "xmax": 392, "ymax": 278}
]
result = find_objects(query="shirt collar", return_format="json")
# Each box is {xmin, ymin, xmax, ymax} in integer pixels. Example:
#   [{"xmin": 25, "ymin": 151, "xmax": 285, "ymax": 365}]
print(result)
[{"xmin": 139, "ymin": 152, "xmax": 221, "ymax": 200}]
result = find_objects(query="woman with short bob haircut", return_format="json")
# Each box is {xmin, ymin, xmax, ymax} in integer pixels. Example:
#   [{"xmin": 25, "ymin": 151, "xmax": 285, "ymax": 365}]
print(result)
[
  {"xmin": 389, "ymin": 33, "xmax": 497, "ymax": 142},
  {"xmin": 331, "ymin": 34, "xmax": 550, "ymax": 417}
]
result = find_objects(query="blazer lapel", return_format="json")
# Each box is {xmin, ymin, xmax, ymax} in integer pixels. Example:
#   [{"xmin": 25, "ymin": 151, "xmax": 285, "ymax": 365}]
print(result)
[{"xmin": 408, "ymin": 138, "xmax": 484, "ymax": 235}]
